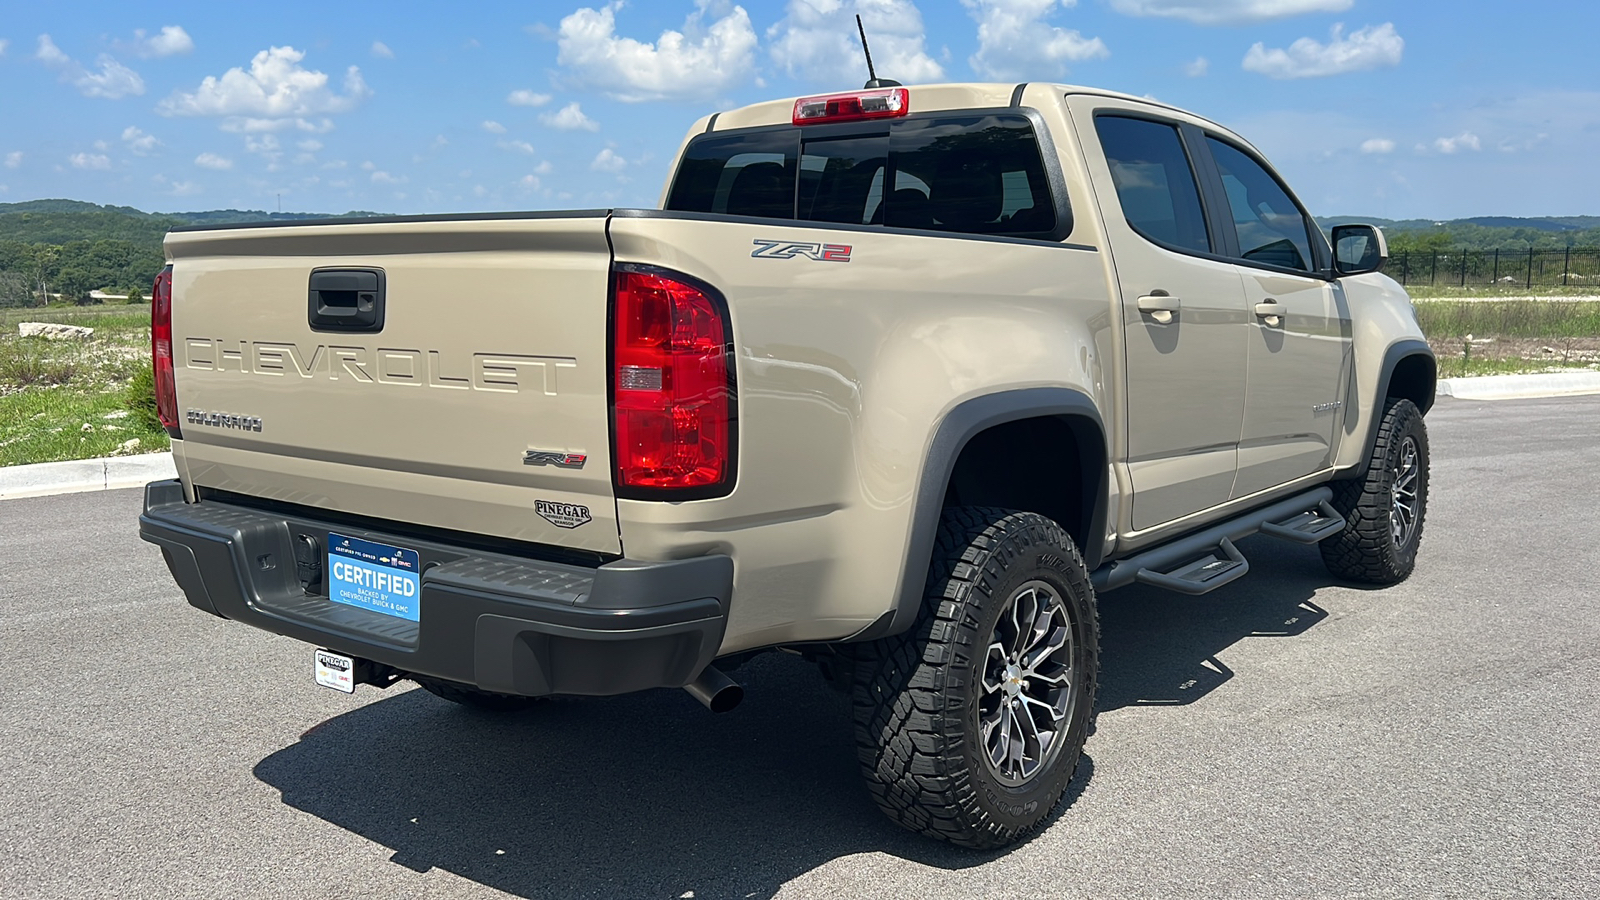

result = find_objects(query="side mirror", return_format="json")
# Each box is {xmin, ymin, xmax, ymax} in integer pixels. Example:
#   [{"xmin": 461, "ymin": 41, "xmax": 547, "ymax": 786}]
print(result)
[{"xmin": 1331, "ymin": 223, "xmax": 1388, "ymax": 276}]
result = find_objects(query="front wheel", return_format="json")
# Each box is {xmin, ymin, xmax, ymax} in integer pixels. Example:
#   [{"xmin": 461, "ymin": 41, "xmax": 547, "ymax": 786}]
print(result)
[
  {"xmin": 1321, "ymin": 398, "xmax": 1430, "ymax": 584},
  {"xmin": 847, "ymin": 507, "xmax": 1099, "ymax": 849}
]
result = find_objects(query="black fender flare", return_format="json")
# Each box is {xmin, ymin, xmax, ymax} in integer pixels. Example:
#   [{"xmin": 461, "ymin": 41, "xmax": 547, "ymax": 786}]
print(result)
[
  {"xmin": 1345, "ymin": 338, "xmax": 1435, "ymax": 479},
  {"xmin": 852, "ymin": 387, "xmax": 1109, "ymax": 642}
]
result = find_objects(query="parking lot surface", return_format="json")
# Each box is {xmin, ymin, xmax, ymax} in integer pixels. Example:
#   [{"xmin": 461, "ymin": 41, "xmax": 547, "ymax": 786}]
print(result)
[{"xmin": 3, "ymin": 395, "xmax": 1597, "ymax": 899}]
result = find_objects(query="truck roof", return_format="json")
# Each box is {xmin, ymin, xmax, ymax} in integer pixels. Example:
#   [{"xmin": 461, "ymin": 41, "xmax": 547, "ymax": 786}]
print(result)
[{"xmin": 704, "ymin": 82, "xmax": 1212, "ymax": 133}]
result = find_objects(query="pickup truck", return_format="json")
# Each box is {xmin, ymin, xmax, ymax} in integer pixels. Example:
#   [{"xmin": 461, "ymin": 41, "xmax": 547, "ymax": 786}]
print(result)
[{"xmin": 139, "ymin": 81, "xmax": 1435, "ymax": 849}]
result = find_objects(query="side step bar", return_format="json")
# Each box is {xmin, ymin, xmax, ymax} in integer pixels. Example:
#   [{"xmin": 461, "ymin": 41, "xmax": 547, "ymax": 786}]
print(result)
[{"xmin": 1091, "ymin": 487, "xmax": 1344, "ymax": 596}]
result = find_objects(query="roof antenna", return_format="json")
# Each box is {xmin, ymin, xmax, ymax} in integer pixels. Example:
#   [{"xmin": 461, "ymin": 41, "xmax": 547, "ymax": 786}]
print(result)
[{"xmin": 856, "ymin": 15, "xmax": 902, "ymax": 89}]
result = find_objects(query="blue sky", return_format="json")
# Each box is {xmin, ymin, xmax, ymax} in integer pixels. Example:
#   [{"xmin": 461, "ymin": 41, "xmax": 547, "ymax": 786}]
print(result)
[{"xmin": 2, "ymin": 0, "xmax": 1595, "ymax": 220}]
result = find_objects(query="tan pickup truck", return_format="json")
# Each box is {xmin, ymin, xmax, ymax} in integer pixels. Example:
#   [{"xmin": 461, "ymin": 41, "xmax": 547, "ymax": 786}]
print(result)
[{"xmin": 139, "ymin": 81, "xmax": 1435, "ymax": 848}]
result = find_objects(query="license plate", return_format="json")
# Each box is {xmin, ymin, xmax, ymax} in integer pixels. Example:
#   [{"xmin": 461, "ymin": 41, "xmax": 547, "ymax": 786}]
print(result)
[
  {"xmin": 327, "ymin": 532, "xmax": 421, "ymax": 621},
  {"xmin": 314, "ymin": 649, "xmax": 356, "ymax": 693}
]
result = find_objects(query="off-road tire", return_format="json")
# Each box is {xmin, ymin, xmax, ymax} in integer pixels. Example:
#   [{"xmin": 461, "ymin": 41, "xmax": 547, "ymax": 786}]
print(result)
[
  {"xmin": 412, "ymin": 676, "xmax": 547, "ymax": 712},
  {"xmin": 845, "ymin": 507, "xmax": 1099, "ymax": 849},
  {"xmin": 1321, "ymin": 398, "xmax": 1429, "ymax": 584}
]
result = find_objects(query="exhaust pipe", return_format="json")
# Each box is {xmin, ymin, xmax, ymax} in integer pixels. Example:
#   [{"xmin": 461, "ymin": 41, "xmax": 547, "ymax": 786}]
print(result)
[{"xmin": 684, "ymin": 665, "xmax": 743, "ymax": 713}]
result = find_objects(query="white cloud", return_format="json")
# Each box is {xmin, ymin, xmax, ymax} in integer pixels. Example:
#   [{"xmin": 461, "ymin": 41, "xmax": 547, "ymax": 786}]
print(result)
[
  {"xmin": 1432, "ymin": 132, "xmax": 1480, "ymax": 154},
  {"xmin": 360, "ymin": 160, "xmax": 375, "ymax": 170},
  {"xmin": 297, "ymin": 139, "xmax": 323, "ymax": 152},
  {"xmin": 126, "ymin": 26, "xmax": 194, "ymax": 58},
  {"xmin": 122, "ymin": 126, "xmax": 161, "ymax": 154},
  {"xmin": 541, "ymin": 101, "xmax": 599, "ymax": 132},
  {"xmin": 498, "ymin": 139, "xmax": 537, "ymax": 154},
  {"xmin": 37, "ymin": 35, "xmax": 146, "ymax": 98},
  {"xmin": 590, "ymin": 147, "xmax": 627, "ymax": 172},
  {"xmin": 1183, "ymin": 56, "xmax": 1208, "ymax": 77},
  {"xmin": 35, "ymin": 34, "xmax": 70, "ymax": 66},
  {"xmin": 218, "ymin": 116, "xmax": 334, "ymax": 133},
  {"xmin": 518, "ymin": 174, "xmax": 542, "ymax": 189},
  {"xmin": 371, "ymin": 41, "xmax": 394, "ymax": 59},
  {"xmin": 482, "ymin": 119, "xmax": 507, "ymax": 133},
  {"xmin": 508, "ymin": 89, "xmax": 552, "ymax": 106},
  {"xmin": 556, "ymin": 1, "xmax": 758, "ymax": 102},
  {"xmin": 371, "ymin": 170, "xmax": 406, "ymax": 184},
  {"xmin": 194, "ymin": 152, "xmax": 233, "ymax": 169},
  {"xmin": 1360, "ymin": 137, "xmax": 1394, "ymax": 154},
  {"xmin": 1243, "ymin": 23, "xmax": 1403, "ymax": 79},
  {"xmin": 963, "ymin": 0, "xmax": 1109, "ymax": 80},
  {"xmin": 0, "ymin": 39, "xmax": 9, "ymax": 56},
  {"xmin": 1111, "ymin": 0, "xmax": 1350, "ymax": 24},
  {"xmin": 158, "ymin": 46, "xmax": 370, "ymax": 129},
  {"xmin": 4, "ymin": 152, "xmax": 21, "ymax": 169},
  {"xmin": 768, "ymin": 0, "xmax": 943, "ymax": 87},
  {"xmin": 168, "ymin": 180, "xmax": 202, "ymax": 197},
  {"xmin": 534, "ymin": 160, "xmax": 553, "ymax": 175},
  {"xmin": 69, "ymin": 152, "xmax": 111, "ymax": 170}
]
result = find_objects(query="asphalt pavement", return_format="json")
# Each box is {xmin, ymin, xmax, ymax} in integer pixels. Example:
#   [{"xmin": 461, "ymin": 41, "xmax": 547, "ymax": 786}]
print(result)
[{"xmin": 2, "ymin": 395, "xmax": 1597, "ymax": 900}]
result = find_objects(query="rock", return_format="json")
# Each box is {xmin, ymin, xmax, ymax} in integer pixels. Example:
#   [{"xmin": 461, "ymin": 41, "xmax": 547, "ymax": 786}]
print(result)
[
  {"xmin": 117, "ymin": 438, "xmax": 142, "ymax": 454},
  {"xmin": 80, "ymin": 423, "xmax": 94, "ymax": 432},
  {"xmin": 18, "ymin": 322, "xmax": 94, "ymax": 340}
]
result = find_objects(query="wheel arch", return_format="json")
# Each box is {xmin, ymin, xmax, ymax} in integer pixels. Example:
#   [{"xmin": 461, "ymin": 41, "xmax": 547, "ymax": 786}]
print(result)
[
  {"xmin": 854, "ymin": 387, "xmax": 1109, "ymax": 642},
  {"xmin": 1346, "ymin": 338, "xmax": 1435, "ymax": 479}
]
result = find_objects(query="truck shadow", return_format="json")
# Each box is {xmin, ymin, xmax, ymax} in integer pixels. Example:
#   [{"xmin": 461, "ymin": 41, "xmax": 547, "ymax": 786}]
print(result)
[
  {"xmin": 255, "ymin": 651, "xmax": 1089, "ymax": 900},
  {"xmin": 253, "ymin": 535, "xmax": 1338, "ymax": 899},
  {"xmin": 1097, "ymin": 535, "xmax": 1338, "ymax": 710}
]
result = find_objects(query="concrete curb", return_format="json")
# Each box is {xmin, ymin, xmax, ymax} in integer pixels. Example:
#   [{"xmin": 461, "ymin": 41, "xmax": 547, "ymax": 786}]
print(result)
[
  {"xmin": 0, "ymin": 452, "xmax": 176, "ymax": 501},
  {"xmin": 1439, "ymin": 371, "xmax": 1600, "ymax": 401}
]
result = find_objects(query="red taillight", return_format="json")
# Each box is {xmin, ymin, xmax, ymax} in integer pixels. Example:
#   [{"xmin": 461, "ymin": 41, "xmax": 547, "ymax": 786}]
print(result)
[
  {"xmin": 151, "ymin": 265, "xmax": 181, "ymax": 438},
  {"xmin": 793, "ymin": 87, "xmax": 909, "ymax": 125},
  {"xmin": 610, "ymin": 266, "xmax": 734, "ymax": 496}
]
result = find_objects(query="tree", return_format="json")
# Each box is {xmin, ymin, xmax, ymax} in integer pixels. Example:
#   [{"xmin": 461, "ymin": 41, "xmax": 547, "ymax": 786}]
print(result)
[{"xmin": 0, "ymin": 272, "xmax": 31, "ymax": 308}]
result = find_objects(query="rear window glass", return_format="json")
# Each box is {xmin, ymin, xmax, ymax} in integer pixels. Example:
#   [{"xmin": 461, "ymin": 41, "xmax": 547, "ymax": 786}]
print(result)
[{"xmin": 665, "ymin": 114, "xmax": 1062, "ymax": 240}]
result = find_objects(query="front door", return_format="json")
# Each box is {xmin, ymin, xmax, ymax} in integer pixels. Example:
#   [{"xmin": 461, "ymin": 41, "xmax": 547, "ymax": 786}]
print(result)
[
  {"xmin": 1200, "ymin": 136, "xmax": 1351, "ymax": 498},
  {"xmin": 1076, "ymin": 105, "xmax": 1249, "ymax": 531}
]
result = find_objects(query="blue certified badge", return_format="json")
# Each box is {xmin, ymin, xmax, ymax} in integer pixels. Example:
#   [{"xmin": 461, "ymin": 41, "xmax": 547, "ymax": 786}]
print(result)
[{"xmin": 327, "ymin": 532, "xmax": 421, "ymax": 621}]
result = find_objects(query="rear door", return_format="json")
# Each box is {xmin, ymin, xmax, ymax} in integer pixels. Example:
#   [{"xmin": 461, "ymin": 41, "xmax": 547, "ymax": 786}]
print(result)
[
  {"xmin": 1199, "ymin": 136, "xmax": 1351, "ymax": 498},
  {"xmin": 1072, "ymin": 101, "xmax": 1249, "ymax": 531},
  {"xmin": 165, "ymin": 215, "xmax": 621, "ymax": 553}
]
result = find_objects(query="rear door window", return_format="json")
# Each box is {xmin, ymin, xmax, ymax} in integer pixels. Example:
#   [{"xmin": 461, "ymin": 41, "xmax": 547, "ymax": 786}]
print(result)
[
  {"xmin": 1094, "ymin": 115, "xmax": 1211, "ymax": 255},
  {"xmin": 665, "ymin": 113, "xmax": 1062, "ymax": 240}
]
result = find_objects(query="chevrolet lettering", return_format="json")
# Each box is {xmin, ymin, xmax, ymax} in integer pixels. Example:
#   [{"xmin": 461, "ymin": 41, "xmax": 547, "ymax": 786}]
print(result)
[{"xmin": 140, "ymin": 81, "xmax": 1434, "ymax": 850}]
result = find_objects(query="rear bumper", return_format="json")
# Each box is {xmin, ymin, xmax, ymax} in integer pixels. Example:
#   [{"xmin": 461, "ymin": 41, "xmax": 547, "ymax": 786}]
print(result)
[{"xmin": 137, "ymin": 480, "xmax": 732, "ymax": 697}]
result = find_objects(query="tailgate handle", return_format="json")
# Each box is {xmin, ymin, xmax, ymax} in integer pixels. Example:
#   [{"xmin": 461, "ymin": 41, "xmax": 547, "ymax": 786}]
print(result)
[{"xmin": 308, "ymin": 267, "xmax": 386, "ymax": 333}]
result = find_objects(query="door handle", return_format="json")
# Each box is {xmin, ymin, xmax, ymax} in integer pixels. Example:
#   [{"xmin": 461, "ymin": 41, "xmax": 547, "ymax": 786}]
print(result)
[
  {"xmin": 1137, "ymin": 293, "xmax": 1181, "ymax": 325},
  {"xmin": 1254, "ymin": 299, "xmax": 1282, "ymax": 327}
]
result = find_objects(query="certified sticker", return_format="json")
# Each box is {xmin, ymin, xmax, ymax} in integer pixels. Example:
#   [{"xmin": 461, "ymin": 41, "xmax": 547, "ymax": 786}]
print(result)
[{"xmin": 536, "ymin": 499, "xmax": 592, "ymax": 529}]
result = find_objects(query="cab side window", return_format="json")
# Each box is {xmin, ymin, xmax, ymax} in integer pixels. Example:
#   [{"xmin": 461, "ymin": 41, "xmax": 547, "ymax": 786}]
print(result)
[
  {"xmin": 1094, "ymin": 115, "xmax": 1211, "ymax": 255},
  {"xmin": 1205, "ymin": 138, "xmax": 1315, "ymax": 272}
]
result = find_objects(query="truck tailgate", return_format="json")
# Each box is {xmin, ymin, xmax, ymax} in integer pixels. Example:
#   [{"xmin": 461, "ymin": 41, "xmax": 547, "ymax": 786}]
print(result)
[{"xmin": 164, "ymin": 214, "xmax": 620, "ymax": 554}]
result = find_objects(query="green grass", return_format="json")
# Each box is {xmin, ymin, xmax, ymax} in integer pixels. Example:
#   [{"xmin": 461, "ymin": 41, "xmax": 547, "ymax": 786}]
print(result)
[
  {"xmin": 1407, "ymin": 285, "xmax": 1600, "ymax": 299},
  {"xmin": 0, "ymin": 383, "xmax": 169, "ymax": 466},
  {"xmin": 1413, "ymin": 300, "xmax": 1600, "ymax": 340},
  {"xmin": 1, "ymin": 304, "xmax": 165, "ymax": 465},
  {"xmin": 1434, "ymin": 356, "xmax": 1596, "ymax": 379}
]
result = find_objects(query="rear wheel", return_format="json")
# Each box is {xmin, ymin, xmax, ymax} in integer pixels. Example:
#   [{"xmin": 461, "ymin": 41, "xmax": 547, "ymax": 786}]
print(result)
[
  {"xmin": 1321, "ymin": 398, "xmax": 1429, "ymax": 584},
  {"xmin": 411, "ymin": 676, "xmax": 547, "ymax": 712},
  {"xmin": 846, "ymin": 507, "xmax": 1098, "ymax": 849}
]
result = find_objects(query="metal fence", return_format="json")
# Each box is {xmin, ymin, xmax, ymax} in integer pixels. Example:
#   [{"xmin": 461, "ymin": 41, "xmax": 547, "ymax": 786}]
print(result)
[{"xmin": 1386, "ymin": 247, "xmax": 1600, "ymax": 289}]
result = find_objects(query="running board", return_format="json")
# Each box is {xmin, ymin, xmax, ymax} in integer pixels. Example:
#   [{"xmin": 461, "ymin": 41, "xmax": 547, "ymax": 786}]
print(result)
[
  {"xmin": 1133, "ymin": 536, "xmax": 1249, "ymax": 595},
  {"xmin": 1259, "ymin": 500, "xmax": 1345, "ymax": 545},
  {"xmin": 1091, "ymin": 487, "xmax": 1335, "ymax": 595}
]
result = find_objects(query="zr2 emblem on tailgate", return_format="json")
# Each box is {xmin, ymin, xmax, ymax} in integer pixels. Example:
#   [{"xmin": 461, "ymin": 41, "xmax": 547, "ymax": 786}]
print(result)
[{"xmin": 751, "ymin": 239, "xmax": 852, "ymax": 262}]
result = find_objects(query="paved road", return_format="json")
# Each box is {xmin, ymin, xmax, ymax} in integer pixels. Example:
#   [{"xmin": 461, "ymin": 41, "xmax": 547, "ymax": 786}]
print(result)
[{"xmin": 3, "ymin": 396, "xmax": 1597, "ymax": 900}]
